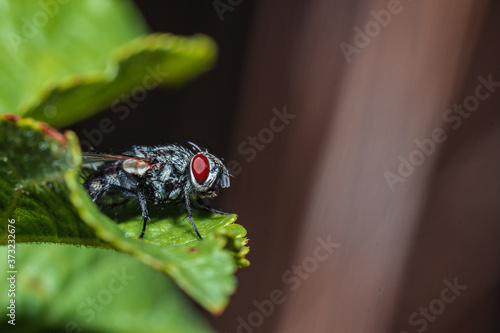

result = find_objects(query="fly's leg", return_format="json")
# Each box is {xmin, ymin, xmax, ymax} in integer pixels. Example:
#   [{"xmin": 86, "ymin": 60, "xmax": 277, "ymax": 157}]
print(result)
[
  {"xmin": 207, "ymin": 207, "xmax": 231, "ymax": 215},
  {"xmin": 89, "ymin": 184, "xmax": 132, "ymax": 202},
  {"xmin": 184, "ymin": 187, "xmax": 203, "ymax": 240},
  {"xmin": 194, "ymin": 199, "xmax": 231, "ymax": 216},
  {"xmin": 90, "ymin": 185, "xmax": 108, "ymax": 202},
  {"xmin": 90, "ymin": 183, "xmax": 151, "ymax": 240},
  {"xmin": 137, "ymin": 188, "xmax": 151, "ymax": 239}
]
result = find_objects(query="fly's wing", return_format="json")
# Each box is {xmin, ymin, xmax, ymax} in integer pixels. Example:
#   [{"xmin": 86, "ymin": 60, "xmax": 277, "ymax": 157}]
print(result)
[
  {"xmin": 82, "ymin": 153, "xmax": 152, "ymax": 176},
  {"xmin": 81, "ymin": 153, "xmax": 134, "ymax": 164}
]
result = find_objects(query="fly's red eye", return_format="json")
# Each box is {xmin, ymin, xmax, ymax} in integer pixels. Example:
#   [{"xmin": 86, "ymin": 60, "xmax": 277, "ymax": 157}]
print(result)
[{"xmin": 192, "ymin": 154, "xmax": 210, "ymax": 184}]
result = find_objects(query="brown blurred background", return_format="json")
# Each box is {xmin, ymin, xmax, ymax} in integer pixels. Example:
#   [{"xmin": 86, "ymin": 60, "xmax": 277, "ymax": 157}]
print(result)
[{"xmin": 69, "ymin": 1, "xmax": 500, "ymax": 332}]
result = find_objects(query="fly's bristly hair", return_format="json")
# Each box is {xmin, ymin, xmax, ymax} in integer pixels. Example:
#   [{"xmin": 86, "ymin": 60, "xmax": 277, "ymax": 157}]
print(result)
[{"xmin": 82, "ymin": 143, "xmax": 232, "ymax": 240}]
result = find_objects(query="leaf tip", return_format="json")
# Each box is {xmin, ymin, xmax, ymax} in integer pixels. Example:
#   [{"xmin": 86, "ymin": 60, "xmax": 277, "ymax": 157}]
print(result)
[
  {"xmin": 39, "ymin": 122, "xmax": 67, "ymax": 145},
  {"xmin": 2, "ymin": 114, "xmax": 21, "ymax": 123},
  {"xmin": 210, "ymin": 306, "xmax": 227, "ymax": 317}
]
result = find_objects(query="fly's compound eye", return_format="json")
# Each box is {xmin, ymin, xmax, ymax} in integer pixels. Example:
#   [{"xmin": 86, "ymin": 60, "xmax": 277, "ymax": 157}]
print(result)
[{"xmin": 192, "ymin": 154, "xmax": 210, "ymax": 184}]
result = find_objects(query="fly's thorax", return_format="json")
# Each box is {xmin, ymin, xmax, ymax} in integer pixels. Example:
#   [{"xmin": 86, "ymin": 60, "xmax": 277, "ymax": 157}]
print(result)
[
  {"xmin": 145, "ymin": 161, "xmax": 187, "ymax": 204},
  {"xmin": 156, "ymin": 147, "xmax": 191, "ymax": 173},
  {"xmin": 144, "ymin": 175, "xmax": 167, "ymax": 204}
]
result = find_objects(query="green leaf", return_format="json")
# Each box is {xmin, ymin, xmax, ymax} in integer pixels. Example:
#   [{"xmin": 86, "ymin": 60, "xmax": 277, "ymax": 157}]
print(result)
[
  {"xmin": 0, "ymin": 115, "xmax": 100, "ymax": 246},
  {"xmin": 0, "ymin": 243, "xmax": 215, "ymax": 333},
  {"xmin": 0, "ymin": 115, "xmax": 249, "ymax": 313},
  {"xmin": 0, "ymin": 0, "xmax": 216, "ymax": 127}
]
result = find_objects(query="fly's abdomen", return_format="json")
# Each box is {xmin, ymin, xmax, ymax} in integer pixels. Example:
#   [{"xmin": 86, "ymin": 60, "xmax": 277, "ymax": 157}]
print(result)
[{"xmin": 85, "ymin": 161, "xmax": 139, "ymax": 203}]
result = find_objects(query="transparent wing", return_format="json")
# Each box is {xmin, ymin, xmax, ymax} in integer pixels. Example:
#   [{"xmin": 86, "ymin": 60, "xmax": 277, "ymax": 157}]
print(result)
[
  {"xmin": 82, "ymin": 152, "xmax": 142, "ymax": 164},
  {"xmin": 82, "ymin": 153, "xmax": 152, "ymax": 175}
]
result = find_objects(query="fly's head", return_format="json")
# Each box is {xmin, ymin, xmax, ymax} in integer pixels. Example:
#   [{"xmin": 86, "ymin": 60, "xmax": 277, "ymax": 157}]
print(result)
[{"xmin": 189, "ymin": 151, "xmax": 230, "ymax": 199}]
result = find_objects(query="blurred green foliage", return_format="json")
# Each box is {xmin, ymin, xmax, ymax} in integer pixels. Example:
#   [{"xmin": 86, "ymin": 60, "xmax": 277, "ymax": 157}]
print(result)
[
  {"xmin": 0, "ymin": 243, "xmax": 215, "ymax": 333},
  {"xmin": 0, "ymin": 0, "xmax": 216, "ymax": 127}
]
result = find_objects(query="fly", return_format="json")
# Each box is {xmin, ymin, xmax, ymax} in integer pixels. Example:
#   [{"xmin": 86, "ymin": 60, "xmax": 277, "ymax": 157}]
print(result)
[{"xmin": 82, "ymin": 143, "xmax": 231, "ymax": 240}]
